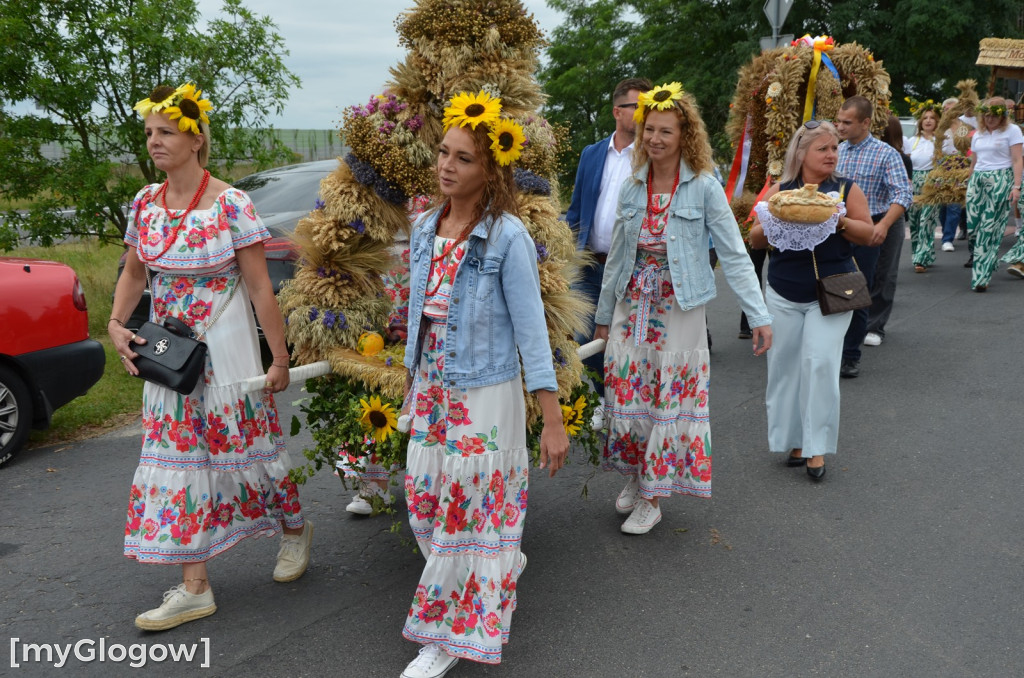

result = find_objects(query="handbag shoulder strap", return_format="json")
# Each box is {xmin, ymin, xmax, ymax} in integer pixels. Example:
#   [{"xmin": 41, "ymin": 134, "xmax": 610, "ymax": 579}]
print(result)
[{"xmin": 811, "ymin": 248, "xmax": 862, "ymax": 280}]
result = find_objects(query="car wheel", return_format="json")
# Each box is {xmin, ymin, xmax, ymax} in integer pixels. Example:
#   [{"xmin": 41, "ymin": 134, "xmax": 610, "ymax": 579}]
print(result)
[{"xmin": 0, "ymin": 364, "xmax": 32, "ymax": 467}]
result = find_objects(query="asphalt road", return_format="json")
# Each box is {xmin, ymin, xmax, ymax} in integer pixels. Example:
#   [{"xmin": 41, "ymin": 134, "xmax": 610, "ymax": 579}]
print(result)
[{"xmin": 2, "ymin": 233, "xmax": 1022, "ymax": 677}]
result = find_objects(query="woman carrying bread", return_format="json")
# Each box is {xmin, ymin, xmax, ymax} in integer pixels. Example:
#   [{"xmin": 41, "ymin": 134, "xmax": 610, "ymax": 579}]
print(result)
[
  {"xmin": 594, "ymin": 83, "xmax": 771, "ymax": 534},
  {"xmin": 748, "ymin": 121, "xmax": 874, "ymax": 480}
]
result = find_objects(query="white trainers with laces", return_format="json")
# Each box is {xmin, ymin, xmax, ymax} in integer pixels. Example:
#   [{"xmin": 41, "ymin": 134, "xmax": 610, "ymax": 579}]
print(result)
[
  {"xmin": 941, "ymin": 241, "xmax": 955, "ymax": 252},
  {"xmin": 621, "ymin": 498, "xmax": 662, "ymax": 535},
  {"xmin": 400, "ymin": 643, "xmax": 459, "ymax": 678},
  {"xmin": 590, "ymin": 399, "xmax": 606, "ymax": 430},
  {"xmin": 346, "ymin": 482, "xmax": 395, "ymax": 515},
  {"xmin": 615, "ymin": 475, "xmax": 640, "ymax": 515},
  {"xmin": 863, "ymin": 332, "xmax": 882, "ymax": 347},
  {"xmin": 135, "ymin": 583, "xmax": 216, "ymax": 631},
  {"xmin": 273, "ymin": 519, "xmax": 314, "ymax": 582}
]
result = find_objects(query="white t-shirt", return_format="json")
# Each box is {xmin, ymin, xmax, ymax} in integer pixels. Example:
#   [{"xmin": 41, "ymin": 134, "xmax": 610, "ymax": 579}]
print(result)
[
  {"xmin": 971, "ymin": 124, "xmax": 1024, "ymax": 171},
  {"xmin": 903, "ymin": 135, "xmax": 935, "ymax": 171},
  {"xmin": 589, "ymin": 137, "xmax": 634, "ymax": 254}
]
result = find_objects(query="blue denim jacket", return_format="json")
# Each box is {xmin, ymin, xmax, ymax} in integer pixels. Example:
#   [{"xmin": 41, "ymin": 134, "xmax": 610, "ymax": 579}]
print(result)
[
  {"xmin": 595, "ymin": 160, "xmax": 773, "ymax": 328},
  {"xmin": 404, "ymin": 209, "xmax": 557, "ymax": 392}
]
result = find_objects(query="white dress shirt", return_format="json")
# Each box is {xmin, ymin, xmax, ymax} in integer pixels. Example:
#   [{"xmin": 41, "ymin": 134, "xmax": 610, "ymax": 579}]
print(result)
[{"xmin": 588, "ymin": 136, "xmax": 634, "ymax": 254}]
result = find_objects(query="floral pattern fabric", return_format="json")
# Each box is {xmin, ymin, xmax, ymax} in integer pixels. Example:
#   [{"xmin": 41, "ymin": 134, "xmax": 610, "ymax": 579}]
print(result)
[
  {"xmin": 423, "ymin": 237, "xmax": 468, "ymax": 321},
  {"xmin": 403, "ymin": 322, "xmax": 528, "ymax": 664},
  {"xmin": 603, "ymin": 250, "xmax": 713, "ymax": 499},
  {"xmin": 123, "ymin": 186, "xmax": 303, "ymax": 564}
]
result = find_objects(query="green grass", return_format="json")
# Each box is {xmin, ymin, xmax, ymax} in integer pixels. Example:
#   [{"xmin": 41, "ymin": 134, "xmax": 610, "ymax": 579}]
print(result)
[{"xmin": 11, "ymin": 240, "xmax": 143, "ymax": 447}]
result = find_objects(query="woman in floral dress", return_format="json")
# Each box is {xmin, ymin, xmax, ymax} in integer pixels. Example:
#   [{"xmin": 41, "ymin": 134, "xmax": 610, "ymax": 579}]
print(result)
[
  {"xmin": 594, "ymin": 83, "xmax": 772, "ymax": 535},
  {"xmin": 109, "ymin": 83, "xmax": 312, "ymax": 631},
  {"xmin": 398, "ymin": 91, "xmax": 568, "ymax": 678}
]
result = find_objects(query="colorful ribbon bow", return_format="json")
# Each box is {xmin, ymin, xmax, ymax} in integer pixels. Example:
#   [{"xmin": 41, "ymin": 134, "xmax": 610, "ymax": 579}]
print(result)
[
  {"xmin": 633, "ymin": 263, "xmax": 663, "ymax": 347},
  {"xmin": 791, "ymin": 34, "xmax": 838, "ymax": 123}
]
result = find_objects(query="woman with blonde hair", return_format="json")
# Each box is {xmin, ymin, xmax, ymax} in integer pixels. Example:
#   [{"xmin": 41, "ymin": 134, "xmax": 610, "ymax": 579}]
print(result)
[
  {"xmin": 749, "ymin": 121, "xmax": 874, "ymax": 479},
  {"xmin": 398, "ymin": 91, "xmax": 568, "ymax": 678},
  {"xmin": 593, "ymin": 83, "xmax": 771, "ymax": 534},
  {"xmin": 966, "ymin": 97, "xmax": 1023, "ymax": 290},
  {"xmin": 110, "ymin": 83, "xmax": 312, "ymax": 630}
]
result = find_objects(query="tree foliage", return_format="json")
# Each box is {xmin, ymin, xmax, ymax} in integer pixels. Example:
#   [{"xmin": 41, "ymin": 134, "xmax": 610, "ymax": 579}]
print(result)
[
  {"xmin": 540, "ymin": 0, "xmax": 1023, "ymax": 195},
  {"xmin": 0, "ymin": 0, "xmax": 300, "ymax": 250}
]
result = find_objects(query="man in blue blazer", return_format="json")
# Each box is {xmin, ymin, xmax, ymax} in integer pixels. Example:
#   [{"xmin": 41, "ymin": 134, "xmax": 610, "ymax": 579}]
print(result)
[{"xmin": 566, "ymin": 77, "xmax": 651, "ymax": 407}]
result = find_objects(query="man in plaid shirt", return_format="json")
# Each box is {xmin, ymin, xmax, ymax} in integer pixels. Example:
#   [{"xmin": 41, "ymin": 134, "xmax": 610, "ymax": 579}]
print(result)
[{"xmin": 835, "ymin": 96, "xmax": 913, "ymax": 379}]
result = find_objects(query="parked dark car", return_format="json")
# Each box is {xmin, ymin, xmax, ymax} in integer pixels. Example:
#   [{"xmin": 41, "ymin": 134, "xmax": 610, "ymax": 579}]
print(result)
[
  {"xmin": 117, "ymin": 159, "xmax": 337, "ymax": 331},
  {"xmin": 0, "ymin": 257, "xmax": 105, "ymax": 466}
]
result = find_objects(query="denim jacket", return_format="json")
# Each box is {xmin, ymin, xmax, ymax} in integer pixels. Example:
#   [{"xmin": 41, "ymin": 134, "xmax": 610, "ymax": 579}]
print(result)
[
  {"xmin": 404, "ymin": 209, "xmax": 557, "ymax": 392},
  {"xmin": 595, "ymin": 159, "xmax": 773, "ymax": 329}
]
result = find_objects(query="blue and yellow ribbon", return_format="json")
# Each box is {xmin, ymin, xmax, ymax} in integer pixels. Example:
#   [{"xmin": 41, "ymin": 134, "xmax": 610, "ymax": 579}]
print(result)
[{"xmin": 792, "ymin": 35, "xmax": 838, "ymax": 123}]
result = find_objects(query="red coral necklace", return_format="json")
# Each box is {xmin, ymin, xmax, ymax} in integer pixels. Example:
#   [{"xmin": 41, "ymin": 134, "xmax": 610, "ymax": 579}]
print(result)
[
  {"xmin": 139, "ymin": 169, "xmax": 211, "ymax": 262},
  {"xmin": 645, "ymin": 164, "xmax": 679, "ymax": 236},
  {"xmin": 426, "ymin": 202, "xmax": 470, "ymax": 297}
]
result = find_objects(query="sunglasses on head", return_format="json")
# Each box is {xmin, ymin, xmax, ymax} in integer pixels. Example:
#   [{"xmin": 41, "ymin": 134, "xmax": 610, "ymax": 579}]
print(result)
[
  {"xmin": 803, "ymin": 120, "xmax": 822, "ymax": 129},
  {"xmin": 615, "ymin": 102, "xmax": 639, "ymax": 110}
]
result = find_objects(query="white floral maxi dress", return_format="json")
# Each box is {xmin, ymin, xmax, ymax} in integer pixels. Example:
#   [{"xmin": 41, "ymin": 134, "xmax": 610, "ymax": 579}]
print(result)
[
  {"xmin": 403, "ymin": 236, "xmax": 528, "ymax": 665},
  {"xmin": 123, "ymin": 185, "xmax": 303, "ymax": 564},
  {"xmin": 603, "ymin": 193, "xmax": 713, "ymax": 499}
]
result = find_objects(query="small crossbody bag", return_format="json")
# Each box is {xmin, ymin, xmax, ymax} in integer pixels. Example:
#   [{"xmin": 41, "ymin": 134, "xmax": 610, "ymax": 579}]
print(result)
[{"xmin": 129, "ymin": 268, "xmax": 239, "ymax": 394}]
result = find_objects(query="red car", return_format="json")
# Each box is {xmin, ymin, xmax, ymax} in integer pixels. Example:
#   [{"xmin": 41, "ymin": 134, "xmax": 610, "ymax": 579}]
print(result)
[{"xmin": 0, "ymin": 257, "xmax": 105, "ymax": 466}]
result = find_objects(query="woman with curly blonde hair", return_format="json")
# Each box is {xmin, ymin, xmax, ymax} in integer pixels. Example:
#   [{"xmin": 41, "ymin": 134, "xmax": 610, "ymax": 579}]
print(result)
[{"xmin": 593, "ymin": 83, "xmax": 772, "ymax": 535}]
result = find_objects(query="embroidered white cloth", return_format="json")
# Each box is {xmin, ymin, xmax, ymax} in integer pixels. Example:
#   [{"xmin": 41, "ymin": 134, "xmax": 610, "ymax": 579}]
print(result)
[{"xmin": 754, "ymin": 201, "xmax": 846, "ymax": 252}]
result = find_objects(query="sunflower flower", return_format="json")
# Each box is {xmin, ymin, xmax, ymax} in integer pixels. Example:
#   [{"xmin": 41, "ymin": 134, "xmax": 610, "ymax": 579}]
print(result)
[
  {"xmin": 488, "ymin": 118, "xmax": 526, "ymax": 166},
  {"xmin": 164, "ymin": 83, "xmax": 213, "ymax": 134},
  {"xmin": 648, "ymin": 82, "xmax": 684, "ymax": 110},
  {"xmin": 443, "ymin": 91, "xmax": 502, "ymax": 131},
  {"xmin": 359, "ymin": 396, "xmax": 398, "ymax": 442},
  {"xmin": 133, "ymin": 84, "xmax": 182, "ymax": 117},
  {"xmin": 561, "ymin": 395, "xmax": 587, "ymax": 436}
]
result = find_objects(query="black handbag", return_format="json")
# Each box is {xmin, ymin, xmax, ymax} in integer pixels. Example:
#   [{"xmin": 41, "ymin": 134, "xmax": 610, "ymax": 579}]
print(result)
[
  {"xmin": 128, "ymin": 268, "xmax": 239, "ymax": 394},
  {"xmin": 812, "ymin": 251, "xmax": 872, "ymax": 316},
  {"xmin": 130, "ymin": 316, "xmax": 208, "ymax": 394}
]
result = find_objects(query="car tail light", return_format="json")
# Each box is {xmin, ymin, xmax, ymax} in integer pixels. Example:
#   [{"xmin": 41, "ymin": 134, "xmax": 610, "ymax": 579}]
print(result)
[
  {"xmin": 72, "ymin": 275, "xmax": 88, "ymax": 311},
  {"xmin": 264, "ymin": 237, "xmax": 298, "ymax": 261}
]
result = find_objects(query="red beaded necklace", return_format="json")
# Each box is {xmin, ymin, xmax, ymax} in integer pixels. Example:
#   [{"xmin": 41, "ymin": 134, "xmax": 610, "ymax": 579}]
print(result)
[
  {"xmin": 645, "ymin": 164, "xmax": 679, "ymax": 236},
  {"xmin": 139, "ymin": 169, "xmax": 211, "ymax": 262},
  {"xmin": 426, "ymin": 202, "xmax": 470, "ymax": 297}
]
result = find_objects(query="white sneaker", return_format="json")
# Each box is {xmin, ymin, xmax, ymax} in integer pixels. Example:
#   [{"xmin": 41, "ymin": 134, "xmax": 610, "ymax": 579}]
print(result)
[
  {"xmin": 941, "ymin": 241, "xmax": 955, "ymax": 252},
  {"xmin": 615, "ymin": 475, "xmax": 640, "ymax": 514},
  {"xmin": 346, "ymin": 482, "xmax": 395, "ymax": 515},
  {"xmin": 135, "ymin": 583, "xmax": 216, "ymax": 631},
  {"xmin": 401, "ymin": 643, "xmax": 458, "ymax": 678},
  {"xmin": 621, "ymin": 499, "xmax": 662, "ymax": 535},
  {"xmin": 863, "ymin": 332, "xmax": 882, "ymax": 347},
  {"xmin": 273, "ymin": 519, "xmax": 313, "ymax": 582}
]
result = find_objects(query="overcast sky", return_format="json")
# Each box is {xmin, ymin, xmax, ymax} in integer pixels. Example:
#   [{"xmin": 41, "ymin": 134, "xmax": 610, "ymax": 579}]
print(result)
[{"xmin": 195, "ymin": 0, "xmax": 566, "ymax": 130}]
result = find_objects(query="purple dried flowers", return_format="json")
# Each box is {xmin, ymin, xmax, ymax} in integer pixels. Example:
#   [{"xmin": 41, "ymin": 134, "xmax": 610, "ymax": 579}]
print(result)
[{"xmin": 514, "ymin": 168, "xmax": 551, "ymax": 196}]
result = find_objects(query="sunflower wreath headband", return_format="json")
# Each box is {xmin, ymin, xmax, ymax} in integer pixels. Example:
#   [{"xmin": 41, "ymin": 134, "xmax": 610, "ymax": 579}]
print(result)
[
  {"xmin": 134, "ymin": 82, "xmax": 214, "ymax": 135},
  {"xmin": 633, "ymin": 82, "xmax": 685, "ymax": 124},
  {"xmin": 976, "ymin": 103, "xmax": 1009, "ymax": 117},
  {"xmin": 442, "ymin": 90, "xmax": 526, "ymax": 166},
  {"xmin": 904, "ymin": 96, "xmax": 940, "ymax": 119}
]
